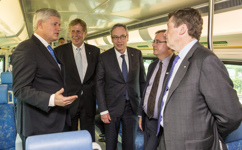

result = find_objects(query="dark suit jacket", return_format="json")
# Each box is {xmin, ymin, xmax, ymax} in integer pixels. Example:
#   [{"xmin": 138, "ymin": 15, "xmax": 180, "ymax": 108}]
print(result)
[
  {"xmin": 138, "ymin": 54, "xmax": 175, "ymax": 130},
  {"xmin": 12, "ymin": 35, "xmax": 69, "ymax": 137},
  {"xmin": 55, "ymin": 43, "xmax": 100, "ymax": 118},
  {"xmin": 158, "ymin": 42, "xmax": 242, "ymax": 150},
  {"xmin": 96, "ymin": 47, "xmax": 146, "ymax": 117}
]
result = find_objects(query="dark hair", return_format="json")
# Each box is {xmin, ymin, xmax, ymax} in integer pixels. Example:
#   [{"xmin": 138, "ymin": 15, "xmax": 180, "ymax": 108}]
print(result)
[
  {"xmin": 168, "ymin": 7, "xmax": 203, "ymax": 40},
  {"xmin": 69, "ymin": 18, "xmax": 87, "ymax": 33},
  {"xmin": 155, "ymin": 29, "xmax": 166, "ymax": 34},
  {"xmin": 59, "ymin": 37, "xmax": 65, "ymax": 41},
  {"xmin": 110, "ymin": 23, "xmax": 129, "ymax": 35}
]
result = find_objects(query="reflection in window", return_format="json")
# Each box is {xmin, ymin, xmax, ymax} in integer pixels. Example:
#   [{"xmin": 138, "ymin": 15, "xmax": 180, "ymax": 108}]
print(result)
[{"xmin": 225, "ymin": 64, "xmax": 242, "ymax": 104}]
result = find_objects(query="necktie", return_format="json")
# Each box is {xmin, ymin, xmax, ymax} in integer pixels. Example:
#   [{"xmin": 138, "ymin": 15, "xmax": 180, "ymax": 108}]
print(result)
[
  {"xmin": 147, "ymin": 61, "xmax": 162, "ymax": 119},
  {"xmin": 76, "ymin": 47, "xmax": 83, "ymax": 82},
  {"xmin": 121, "ymin": 54, "xmax": 129, "ymax": 100},
  {"xmin": 156, "ymin": 55, "xmax": 180, "ymax": 135},
  {"xmin": 47, "ymin": 45, "xmax": 59, "ymax": 64}
]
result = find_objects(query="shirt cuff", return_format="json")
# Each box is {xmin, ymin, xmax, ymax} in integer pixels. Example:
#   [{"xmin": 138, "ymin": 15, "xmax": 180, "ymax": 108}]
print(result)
[
  {"xmin": 49, "ymin": 94, "xmax": 55, "ymax": 107},
  {"xmin": 100, "ymin": 110, "xmax": 109, "ymax": 115}
]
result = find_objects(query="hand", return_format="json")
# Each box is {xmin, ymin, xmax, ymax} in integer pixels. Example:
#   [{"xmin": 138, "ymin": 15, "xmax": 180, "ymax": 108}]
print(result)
[
  {"xmin": 101, "ymin": 113, "xmax": 111, "ymax": 124},
  {"xmin": 139, "ymin": 117, "xmax": 143, "ymax": 131},
  {"xmin": 54, "ymin": 88, "xmax": 78, "ymax": 106}
]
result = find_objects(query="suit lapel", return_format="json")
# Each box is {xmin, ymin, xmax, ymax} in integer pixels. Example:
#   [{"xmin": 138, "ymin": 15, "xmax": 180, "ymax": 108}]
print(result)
[
  {"xmin": 32, "ymin": 35, "xmax": 62, "ymax": 76},
  {"xmin": 83, "ymin": 43, "xmax": 92, "ymax": 83},
  {"xmin": 165, "ymin": 43, "xmax": 200, "ymax": 104},
  {"xmin": 110, "ymin": 48, "xmax": 124, "ymax": 80},
  {"xmin": 127, "ymin": 47, "xmax": 134, "ymax": 81}
]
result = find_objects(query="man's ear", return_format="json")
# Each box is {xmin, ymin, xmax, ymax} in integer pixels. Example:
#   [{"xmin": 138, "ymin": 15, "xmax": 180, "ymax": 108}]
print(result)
[
  {"xmin": 179, "ymin": 24, "xmax": 187, "ymax": 35},
  {"xmin": 37, "ymin": 20, "xmax": 43, "ymax": 29}
]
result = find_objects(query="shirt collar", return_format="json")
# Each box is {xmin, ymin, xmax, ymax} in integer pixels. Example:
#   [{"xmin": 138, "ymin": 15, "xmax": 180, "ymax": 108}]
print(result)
[
  {"xmin": 114, "ymin": 48, "xmax": 128, "ymax": 57},
  {"xmin": 72, "ymin": 42, "xmax": 85, "ymax": 50},
  {"xmin": 34, "ymin": 33, "xmax": 49, "ymax": 47},
  {"xmin": 178, "ymin": 39, "xmax": 197, "ymax": 59}
]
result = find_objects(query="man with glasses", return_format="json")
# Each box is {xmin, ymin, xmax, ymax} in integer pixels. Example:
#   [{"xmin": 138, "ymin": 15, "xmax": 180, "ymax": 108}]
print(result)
[
  {"xmin": 138, "ymin": 30, "xmax": 175, "ymax": 150},
  {"xmin": 96, "ymin": 23, "xmax": 146, "ymax": 150}
]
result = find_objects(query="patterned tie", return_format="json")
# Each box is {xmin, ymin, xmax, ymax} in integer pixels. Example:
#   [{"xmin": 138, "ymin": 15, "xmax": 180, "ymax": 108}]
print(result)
[
  {"xmin": 47, "ymin": 45, "xmax": 59, "ymax": 64},
  {"xmin": 147, "ymin": 61, "xmax": 162, "ymax": 119},
  {"xmin": 76, "ymin": 47, "xmax": 83, "ymax": 82},
  {"xmin": 156, "ymin": 55, "xmax": 180, "ymax": 135},
  {"xmin": 121, "ymin": 54, "xmax": 129, "ymax": 100}
]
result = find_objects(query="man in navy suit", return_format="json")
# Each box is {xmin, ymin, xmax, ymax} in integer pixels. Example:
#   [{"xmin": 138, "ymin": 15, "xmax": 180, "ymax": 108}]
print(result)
[
  {"xmin": 138, "ymin": 30, "xmax": 175, "ymax": 150},
  {"xmin": 12, "ymin": 8, "xmax": 77, "ymax": 149},
  {"xmin": 55, "ymin": 18, "xmax": 100, "ymax": 141},
  {"xmin": 96, "ymin": 23, "xmax": 146, "ymax": 150}
]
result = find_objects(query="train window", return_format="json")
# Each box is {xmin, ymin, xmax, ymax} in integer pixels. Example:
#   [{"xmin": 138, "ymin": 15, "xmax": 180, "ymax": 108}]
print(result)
[
  {"xmin": 0, "ymin": 55, "xmax": 5, "ymax": 81},
  {"xmin": 143, "ymin": 58, "xmax": 156, "ymax": 74},
  {"xmin": 224, "ymin": 64, "xmax": 242, "ymax": 104}
]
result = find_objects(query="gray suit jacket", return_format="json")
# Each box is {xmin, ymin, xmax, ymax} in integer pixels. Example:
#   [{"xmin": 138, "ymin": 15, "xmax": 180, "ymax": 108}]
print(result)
[
  {"xmin": 12, "ymin": 35, "xmax": 69, "ymax": 137},
  {"xmin": 96, "ymin": 47, "xmax": 146, "ymax": 117},
  {"xmin": 158, "ymin": 42, "xmax": 242, "ymax": 150}
]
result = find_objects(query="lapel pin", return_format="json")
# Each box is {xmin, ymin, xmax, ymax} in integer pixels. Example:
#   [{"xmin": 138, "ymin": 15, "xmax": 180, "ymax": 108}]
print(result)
[
  {"xmin": 131, "ymin": 54, "xmax": 133, "ymax": 56},
  {"xmin": 184, "ymin": 66, "xmax": 186, "ymax": 68},
  {"xmin": 89, "ymin": 52, "xmax": 91, "ymax": 54}
]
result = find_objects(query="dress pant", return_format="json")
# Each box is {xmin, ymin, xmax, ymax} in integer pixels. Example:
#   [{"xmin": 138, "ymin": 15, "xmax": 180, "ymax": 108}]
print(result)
[
  {"xmin": 157, "ymin": 126, "xmax": 165, "ymax": 150},
  {"xmin": 104, "ymin": 100, "xmax": 138, "ymax": 150},
  {"xmin": 144, "ymin": 115, "xmax": 159, "ymax": 150},
  {"xmin": 69, "ymin": 108, "xmax": 95, "ymax": 142}
]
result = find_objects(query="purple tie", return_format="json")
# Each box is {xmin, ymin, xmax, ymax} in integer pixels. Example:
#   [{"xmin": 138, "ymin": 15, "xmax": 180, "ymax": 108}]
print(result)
[{"xmin": 156, "ymin": 55, "xmax": 180, "ymax": 135}]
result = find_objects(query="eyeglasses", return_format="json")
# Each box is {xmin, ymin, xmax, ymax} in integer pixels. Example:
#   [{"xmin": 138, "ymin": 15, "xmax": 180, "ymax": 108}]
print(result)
[
  {"xmin": 111, "ymin": 35, "xmax": 127, "ymax": 41},
  {"xmin": 152, "ymin": 40, "xmax": 167, "ymax": 44}
]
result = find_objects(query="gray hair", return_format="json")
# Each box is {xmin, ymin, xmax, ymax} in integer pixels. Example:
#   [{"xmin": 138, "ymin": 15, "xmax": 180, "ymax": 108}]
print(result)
[
  {"xmin": 110, "ymin": 23, "xmax": 129, "ymax": 35},
  {"xmin": 33, "ymin": 8, "xmax": 61, "ymax": 31}
]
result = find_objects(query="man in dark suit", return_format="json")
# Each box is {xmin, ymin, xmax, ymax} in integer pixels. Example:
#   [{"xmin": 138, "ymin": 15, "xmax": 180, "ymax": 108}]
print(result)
[
  {"xmin": 96, "ymin": 23, "xmax": 146, "ymax": 150},
  {"xmin": 55, "ymin": 18, "xmax": 100, "ymax": 141},
  {"xmin": 157, "ymin": 8, "xmax": 242, "ymax": 150},
  {"xmin": 12, "ymin": 8, "xmax": 78, "ymax": 149},
  {"xmin": 138, "ymin": 30, "xmax": 175, "ymax": 150}
]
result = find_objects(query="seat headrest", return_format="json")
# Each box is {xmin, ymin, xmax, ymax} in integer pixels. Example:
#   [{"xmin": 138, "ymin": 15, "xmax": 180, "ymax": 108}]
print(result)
[
  {"xmin": 26, "ymin": 130, "xmax": 92, "ymax": 150},
  {"xmin": 0, "ymin": 85, "xmax": 8, "ymax": 104},
  {"xmin": 1, "ymin": 72, "xmax": 13, "ymax": 84}
]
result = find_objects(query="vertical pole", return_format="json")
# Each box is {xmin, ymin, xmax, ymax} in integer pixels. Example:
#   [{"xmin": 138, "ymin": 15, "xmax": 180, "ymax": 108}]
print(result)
[{"xmin": 208, "ymin": 0, "xmax": 214, "ymax": 51}]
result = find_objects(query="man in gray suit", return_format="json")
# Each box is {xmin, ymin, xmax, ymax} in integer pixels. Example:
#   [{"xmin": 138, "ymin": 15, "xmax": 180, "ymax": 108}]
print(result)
[
  {"xmin": 138, "ymin": 30, "xmax": 175, "ymax": 150},
  {"xmin": 12, "ymin": 8, "xmax": 77, "ymax": 149},
  {"xmin": 156, "ymin": 7, "xmax": 242, "ymax": 150},
  {"xmin": 96, "ymin": 23, "xmax": 146, "ymax": 150}
]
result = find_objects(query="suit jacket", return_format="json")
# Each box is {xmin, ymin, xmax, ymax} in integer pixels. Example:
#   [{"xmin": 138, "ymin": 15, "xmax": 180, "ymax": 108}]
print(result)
[
  {"xmin": 158, "ymin": 42, "xmax": 242, "ymax": 150},
  {"xmin": 138, "ymin": 54, "xmax": 175, "ymax": 130},
  {"xmin": 12, "ymin": 35, "xmax": 69, "ymax": 137},
  {"xmin": 55, "ymin": 43, "xmax": 100, "ymax": 118},
  {"xmin": 96, "ymin": 47, "xmax": 146, "ymax": 117}
]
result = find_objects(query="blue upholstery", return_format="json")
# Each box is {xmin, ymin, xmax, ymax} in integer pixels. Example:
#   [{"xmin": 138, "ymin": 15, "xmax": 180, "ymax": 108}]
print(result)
[
  {"xmin": 0, "ymin": 84, "xmax": 16, "ymax": 150},
  {"xmin": 0, "ymin": 72, "xmax": 16, "ymax": 104},
  {"xmin": 225, "ymin": 122, "xmax": 242, "ymax": 150},
  {"xmin": 26, "ymin": 130, "xmax": 93, "ymax": 150}
]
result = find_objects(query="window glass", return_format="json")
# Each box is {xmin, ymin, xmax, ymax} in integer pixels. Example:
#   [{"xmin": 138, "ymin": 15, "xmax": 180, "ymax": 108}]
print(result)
[{"xmin": 225, "ymin": 64, "xmax": 242, "ymax": 104}]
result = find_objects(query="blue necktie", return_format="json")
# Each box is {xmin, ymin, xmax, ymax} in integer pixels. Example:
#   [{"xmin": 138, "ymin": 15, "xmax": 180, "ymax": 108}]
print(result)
[
  {"xmin": 121, "ymin": 54, "xmax": 129, "ymax": 100},
  {"xmin": 47, "ymin": 45, "xmax": 59, "ymax": 64},
  {"xmin": 156, "ymin": 55, "xmax": 180, "ymax": 135}
]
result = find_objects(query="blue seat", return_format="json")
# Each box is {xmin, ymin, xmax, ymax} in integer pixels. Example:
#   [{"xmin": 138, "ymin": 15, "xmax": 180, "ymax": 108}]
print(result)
[
  {"xmin": 225, "ymin": 122, "xmax": 242, "ymax": 150},
  {"xmin": 1, "ymin": 72, "xmax": 16, "ymax": 104},
  {"xmin": 0, "ymin": 84, "xmax": 16, "ymax": 150},
  {"xmin": 26, "ymin": 130, "xmax": 93, "ymax": 150}
]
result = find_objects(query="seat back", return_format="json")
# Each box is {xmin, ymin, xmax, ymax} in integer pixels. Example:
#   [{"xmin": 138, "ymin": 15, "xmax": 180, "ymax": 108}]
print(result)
[
  {"xmin": 1, "ymin": 72, "xmax": 16, "ymax": 104},
  {"xmin": 0, "ymin": 84, "xmax": 16, "ymax": 150},
  {"xmin": 225, "ymin": 122, "xmax": 242, "ymax": 150},
  {"xmin": 26, "ymin": 130, "xmax": 93, "ymax": 150}
]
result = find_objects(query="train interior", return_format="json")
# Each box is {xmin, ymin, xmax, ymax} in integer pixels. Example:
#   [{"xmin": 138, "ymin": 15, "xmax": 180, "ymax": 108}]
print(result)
[{"xmin": 0, "ymin": 0, "xmax": 242, "ymax": 149}]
